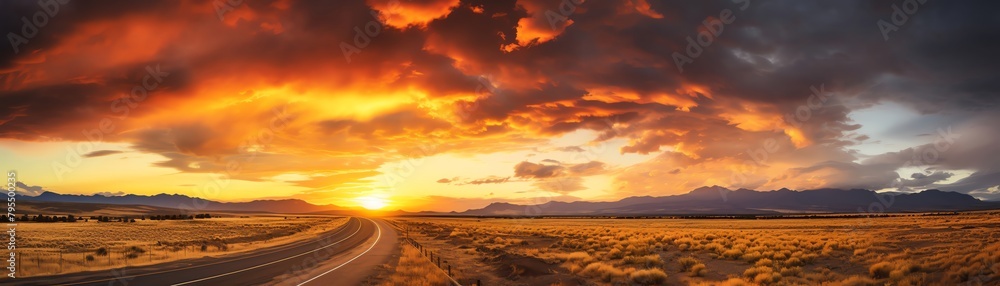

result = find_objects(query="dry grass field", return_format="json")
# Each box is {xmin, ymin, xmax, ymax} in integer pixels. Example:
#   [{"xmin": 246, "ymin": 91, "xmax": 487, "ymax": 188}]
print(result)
[
  {"xmin": 15, "ymin": 216, "xmax": 348, "ymax": 277},
  {"xmin": 377, "ymin": 244, "xmax": 453, "ymax": 286},
  {"xmin": 391, "ymin": 212, "xmax": 1000, "ymax": 285}
]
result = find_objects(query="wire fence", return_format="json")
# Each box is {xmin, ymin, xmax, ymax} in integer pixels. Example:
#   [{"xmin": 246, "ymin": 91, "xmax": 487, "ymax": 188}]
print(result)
[
  {"xmin": 401, "ymin": 238, "xmax": 471, "ymax": 286},
  {"xmin": 387, "ymin": 220, "xmax": 482, "ymax": 286}
]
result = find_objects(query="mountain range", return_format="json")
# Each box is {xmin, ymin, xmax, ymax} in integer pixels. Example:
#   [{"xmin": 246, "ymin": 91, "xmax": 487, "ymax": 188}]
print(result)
[
  {"xmin": 21, "ymin": 191, "xmax": 342, "ymax": 214},
  {"xmin": 19, "ymin": 186, "xmax": 1000, "ymax": 216},
  {"xmin": 445, "ymin": 186, "xmax": 1000, "ymax": 216}
]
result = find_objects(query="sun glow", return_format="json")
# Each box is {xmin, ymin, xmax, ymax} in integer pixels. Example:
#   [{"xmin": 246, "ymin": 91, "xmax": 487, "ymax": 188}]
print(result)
[{"xmin": 357, "ymin": 196, "xmax": 388, "ymax": 210}]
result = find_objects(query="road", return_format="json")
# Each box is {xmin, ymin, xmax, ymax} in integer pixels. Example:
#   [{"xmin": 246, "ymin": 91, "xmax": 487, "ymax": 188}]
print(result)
[{"xmin": 8, "ymin": 217, "xmax": 399, "ymax": 286}]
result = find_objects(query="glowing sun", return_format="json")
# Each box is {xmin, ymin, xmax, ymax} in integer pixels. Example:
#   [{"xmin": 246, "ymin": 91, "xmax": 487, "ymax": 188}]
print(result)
[{"xmin": 357, "ymin": 196, "xmax": 388, "ymax": 210}]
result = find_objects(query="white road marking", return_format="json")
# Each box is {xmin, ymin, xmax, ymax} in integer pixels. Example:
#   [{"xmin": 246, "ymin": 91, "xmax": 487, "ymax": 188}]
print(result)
[
  {"xmin": 297, "ymin": 218, "xmax": 382, "ymax": 286},
  {"xmin": 171, "ymin": 218, "xmax": 364, "ymax": 286}
]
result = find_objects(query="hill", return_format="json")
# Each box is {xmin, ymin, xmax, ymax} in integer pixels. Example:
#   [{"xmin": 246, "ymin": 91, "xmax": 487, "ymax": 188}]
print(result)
[
  {"xmin": 20, "ymin": 192, "xmax": 342, "ymax": 214},
  {"xmin": 445, "ymin": 186, "xmax": 1000, "ymax": 216}
]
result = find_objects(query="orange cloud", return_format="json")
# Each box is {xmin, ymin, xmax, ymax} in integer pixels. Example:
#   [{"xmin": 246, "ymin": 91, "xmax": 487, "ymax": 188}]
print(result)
[
  {"xmin": 508, "ymin": 0, "xmax": 583, "ymax": 49},
  {"xmin": 368, "ymin": 0, "xmax": 460, "ymax": 28},
  {"xmin": 2, "ymin": 0, "xmax": 990, "ymax": 209}
]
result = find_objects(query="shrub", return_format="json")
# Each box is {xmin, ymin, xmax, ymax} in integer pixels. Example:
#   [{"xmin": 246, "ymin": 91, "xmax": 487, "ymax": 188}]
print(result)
[
  {"xmin": 742, "ymin": 251, "xmax": 763, "ymax": 263},
  {"xmin": 690, "ymin": 263, "xmax": 707, "ymax": 276},
  {"xmin": 125, "ymin": 246, "xmax": 145, "ymax": 259},
  {"xmin": 722, "ymin": 248, "xmax": 743, "ymax": 259},
  {"xmin": 703, "ymin": 242, "xmax": 725, "ymax": 252},
  {"xmin": 675, "ymin": 237, "xmax": 696, "ymax": 246},
  {"xmin": 625, "ymin": 244, "xmax": 642, "ymax": 255},
  {"xmin": 608, "ymin": 248, "xmax": 624, "ymax": 259},
  {"xmin": 678, "ymin": 256, "xmax": 699, "ymax": 271},
  {"xmin": 821, "ymin": 245, "xmax": 835, "ymax": 256},
  {"xmin": 579, "ymin": 262, "xmax": 626, "ymax": 282},
  {"xmin": 629, "ymin": 269, "xmax": 668, "ymax": 285},
  {"xmin": 95, "ymin": 247, "xmax": 108, "ymax": 256},
  {"xmin": 755, "ymin": 258, "xmax": 773, "ymax": 267},
  {"xmin": 753, "ymin": 272, "xmax": 781, "ymax": 284},
  {"xmin": 623, "ymin": 255, "xmax": 662, "ymax": 267},
  {"xmin": 713, "ymin": 278, "xmax": 753, "ymax": 286},
  {"xmin": 838, "ymin": 275, "xmax": 878, "ymax": 286},
  {"xmin": 564, "ymin": 251, "xmax": 595, "ymax": 263},
  {"xmin": 785, "ymin": 257, "xmax": 803, "ymax": 266},
  {"xmin": 85, "ymin": 255, "xmax": 95, "ymax": 261},
  {"xmin": 869, "ymin": 261, "xmax": 893, "ymax": 278},
  {"xmin": 743, "ymin": 266, "xmax": 773, "ymax": 278},
  {"xmin": 779, "ymin": 267, "xmax": 802, "ymax": 277}
]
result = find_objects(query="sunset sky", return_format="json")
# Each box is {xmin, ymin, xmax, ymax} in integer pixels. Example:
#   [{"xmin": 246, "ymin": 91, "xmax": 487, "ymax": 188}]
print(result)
[{"xmin": 1, "ymin": 0, "xmax": 998, "ymax": 211}]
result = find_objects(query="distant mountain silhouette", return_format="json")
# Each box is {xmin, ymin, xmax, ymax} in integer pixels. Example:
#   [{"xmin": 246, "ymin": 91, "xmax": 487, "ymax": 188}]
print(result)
[
  {"xmin": 448, "ymin": 186, "xmax": 1000, "ymax": 216},
  {"xmin": 22, "ymin": 186, "xmax": 998, "ymax": 216},
  {"xmin": 22, "ymin": 192, "xmax": 341, "ymax": 214}
]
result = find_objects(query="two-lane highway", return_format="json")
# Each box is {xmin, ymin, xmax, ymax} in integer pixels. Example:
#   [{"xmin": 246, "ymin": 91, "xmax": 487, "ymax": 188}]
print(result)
[
  {"xmin": 282, "ymin": 218, "xmax": 399, "ymax": 286},
  {"xmin": 8, "ymin": 217, "xmax": 398, "ymax": 286}
]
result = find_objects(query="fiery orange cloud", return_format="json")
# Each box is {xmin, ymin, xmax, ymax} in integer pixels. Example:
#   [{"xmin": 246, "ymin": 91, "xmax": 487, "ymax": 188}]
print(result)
[
  {"xmin": 1, "ymin": 0, "xmax": 996, "ymax": 209},
  {"xmin": 507, "ymin": 0, "xmax": 585, "ymax": 49},
  {"xmin": 368, "ymin": 0, "xmax": 461, "ymax": 28}
]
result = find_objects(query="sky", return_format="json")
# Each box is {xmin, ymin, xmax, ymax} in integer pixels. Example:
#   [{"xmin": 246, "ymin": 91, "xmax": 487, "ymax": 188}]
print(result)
[{"xmin": 1, "ymin": 0, "xmax": 998, "ymax": 212}]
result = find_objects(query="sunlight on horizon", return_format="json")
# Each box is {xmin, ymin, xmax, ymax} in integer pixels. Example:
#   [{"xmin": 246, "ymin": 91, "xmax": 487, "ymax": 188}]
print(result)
[{"xmin": 357, "ymin": 196, "xmax": 388, "ymax": 210}]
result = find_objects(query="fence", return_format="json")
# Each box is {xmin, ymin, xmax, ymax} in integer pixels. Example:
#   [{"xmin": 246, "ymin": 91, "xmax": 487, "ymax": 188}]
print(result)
[
  {"xmin": 402, "ymin": 237, "xmax": 478, "ymax": 286},
  {"xmin": 387, "ymin": 220, "xmax": 483, "ymax": 286}
]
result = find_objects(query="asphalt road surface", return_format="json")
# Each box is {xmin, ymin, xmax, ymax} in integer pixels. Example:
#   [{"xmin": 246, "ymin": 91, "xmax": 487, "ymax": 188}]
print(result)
[{"xmin": 8, "ymin": 217, "xmax": 399, "ymax": 286}]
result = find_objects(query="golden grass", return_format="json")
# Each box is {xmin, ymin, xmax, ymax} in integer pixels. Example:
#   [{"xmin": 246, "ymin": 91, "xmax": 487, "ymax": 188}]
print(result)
[
  {"xmin": 629, "ymin": 268, "xmax": 668, "ymax": 285},
  {"xmin": 578, "ymin": 261, "xmax": 627, "ymax": 282},
  {"xmin": 16, "ymin": 216, "xmax": 348, "ymax": 277},
  {"xmin": 393, "ymin": 212, "xmax": 1000, "ymax": 285},
  {"xmin": 380, "ymin": 244, "xmax": 451, "ymax": 286}
]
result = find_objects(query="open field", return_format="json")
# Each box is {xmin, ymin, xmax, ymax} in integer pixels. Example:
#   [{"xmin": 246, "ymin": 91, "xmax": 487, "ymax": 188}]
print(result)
[
  {"xmin": 15, "ymin": 216, "xmax": 349, "ymax": 277},
  {"xmin": 17, "ymin": 201, "xmax": 212, "ymax": 217},
  {"xmin": 376, "ymin": 243, "xmax": 453, "ymax": 286},
  {"xmin": 392, "ymin": 212, "xmax": 1000, "ymax": 285}
]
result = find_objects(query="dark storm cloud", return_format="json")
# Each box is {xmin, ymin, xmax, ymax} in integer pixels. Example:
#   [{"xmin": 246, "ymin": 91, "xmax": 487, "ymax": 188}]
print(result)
[
  {"xmin": 900, "ymin": 171, "xmax": 952, "ymax": 187},
  {"xmin": 941, "ymin": 171, "xmax": 1000, "ymax": 201}
]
